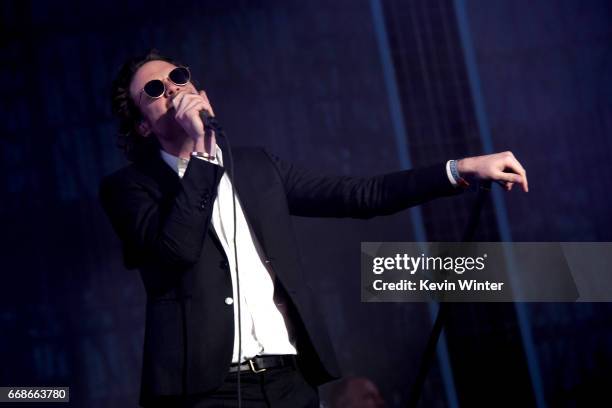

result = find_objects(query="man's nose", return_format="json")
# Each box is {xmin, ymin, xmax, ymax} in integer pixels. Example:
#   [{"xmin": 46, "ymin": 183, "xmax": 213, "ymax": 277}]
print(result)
[{"xmin": 164, "ymin": 78, "xmax": 181, "ymax": 98}]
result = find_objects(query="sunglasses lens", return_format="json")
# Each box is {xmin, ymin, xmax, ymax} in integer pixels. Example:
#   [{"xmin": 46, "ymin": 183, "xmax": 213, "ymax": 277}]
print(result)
[
  {"xmin": 143, "ymin": 79, "xmax": 165, "ymax": 98},
  {"xmin": 169, "ymin": 67, "xmax": 190, "ymax": 85}
]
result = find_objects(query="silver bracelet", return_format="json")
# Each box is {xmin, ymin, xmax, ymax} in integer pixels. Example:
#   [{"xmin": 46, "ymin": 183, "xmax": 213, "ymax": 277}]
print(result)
[{"xmin": 191, "ymin": 151, "xmax": 215, "ymax": 160}]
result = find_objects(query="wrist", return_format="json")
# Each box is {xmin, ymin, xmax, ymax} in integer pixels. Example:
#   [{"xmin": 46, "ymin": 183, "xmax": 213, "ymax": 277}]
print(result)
[
  {"xmin": 456, "ymin": 157, "xmax": 473, "ymax": 177},
  {"xmin": 192, "ymin": 133, "xmax": 216, "ymax": 153},
  {"xmin": 192, "ymin": 135, "xmax": 206, "ymax": 152}
]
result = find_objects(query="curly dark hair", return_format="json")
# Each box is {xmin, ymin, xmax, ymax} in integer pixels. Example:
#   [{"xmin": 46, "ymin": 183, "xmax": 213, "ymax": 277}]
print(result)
[{"xmin": 110, "ymin": 49, "xmax": 183, "ymax": 161}]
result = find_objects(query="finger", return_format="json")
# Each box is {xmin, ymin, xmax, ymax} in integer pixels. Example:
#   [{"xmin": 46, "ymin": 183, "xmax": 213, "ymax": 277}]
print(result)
[
  {"xmin": 495, "ymin": 180, "xmax": 513, "ymax": 191},
  {"xmin": 507, "ymin": 155, "xmax": 526, "ymax": 173},
  {"xmin": 176, "ymin": 99, "xmax": 206, "ymax": 119},
  {"xmin": 508, "ymin": 156, "xmax": 528, "ymax": 192},
  {"xmin": 174, "ymin": 99, "xmax": 198, "ymax": 119},
  {"xmin": 170, "ymin": 92, "xmax": 186, "ymax": 111},
  {"xmin": 495, "ymin": 171, "xmax": 524, "ymax": 185},
  {"xmin": 199, "ymin": 90, "xmax": 215, "ymax": 116},
  {"xmin": 171, "ymin": 92, "xmax": 201, "ymax": 116},
  {"xmin": 199, "ymin": 90, "xmax": 209, "ymax": 103},
  {"xmin": 511, "ymin": 167, "xmax": 528, "ymax": 192},
  {"xmin": 177, "ymin": 93, "xmax": 210, "ymax": 117},
  {"xmin": 175, "ymin": 92, "xmax": 202, "ymax": 108},
  {"xmin": 183, "ymin": 98, "xmax": 207, "ymax": 116},
  {"xmin": 503, "ymin": 157, "xmax": 528, "ymax": 192}
]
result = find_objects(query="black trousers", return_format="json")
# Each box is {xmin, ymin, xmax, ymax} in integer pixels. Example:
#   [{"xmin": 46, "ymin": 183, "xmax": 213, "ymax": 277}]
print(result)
[{"xmin": 146, "ymin": 366, "xmax": 319, "ymax": 408}]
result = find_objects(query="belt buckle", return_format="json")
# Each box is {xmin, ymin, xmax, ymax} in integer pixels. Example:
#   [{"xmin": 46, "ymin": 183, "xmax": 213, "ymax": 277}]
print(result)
[{"xmin": 248, "ymin": 358, "xmax": 267, "ymax": 373}]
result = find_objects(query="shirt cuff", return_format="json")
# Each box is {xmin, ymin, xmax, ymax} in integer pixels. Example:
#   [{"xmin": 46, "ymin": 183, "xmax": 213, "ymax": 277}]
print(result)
[
  {"xmin": 446, "ymin": 159, "xmax": 470, "ymax": 188},
  {"xmin": 446, "ymin": 160, "xmax": 458, "ymax": 186}
]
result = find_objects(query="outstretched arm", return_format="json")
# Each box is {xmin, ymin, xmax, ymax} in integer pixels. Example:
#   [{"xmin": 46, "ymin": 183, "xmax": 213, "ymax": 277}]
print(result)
[
  {"xmin": 266, "ymin": 150, "xmax": 527, "ymax": 219},
  {"xmin": 266, "ymin": 151, "xmax": 461, "ymax": 219}
]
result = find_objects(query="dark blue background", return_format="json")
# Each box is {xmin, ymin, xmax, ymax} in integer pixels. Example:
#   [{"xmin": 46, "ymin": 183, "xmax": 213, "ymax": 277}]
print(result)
[{"xmin": 1, "ymin": 0, "xmax": 611, "ymax": 406}]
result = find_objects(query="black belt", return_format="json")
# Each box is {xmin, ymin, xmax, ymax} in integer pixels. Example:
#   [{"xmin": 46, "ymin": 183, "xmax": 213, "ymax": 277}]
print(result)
[{"xmin": 228, "ymin": 355, "xmax": 296, "ymax": 374}]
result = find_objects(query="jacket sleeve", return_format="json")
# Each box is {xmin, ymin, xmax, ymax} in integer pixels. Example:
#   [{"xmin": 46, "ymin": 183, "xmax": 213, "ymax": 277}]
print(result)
[
  {"xmin": 264, "ymin": 150, "xmax": 462, "ymax": 219},
  {"xmin": 99, "ymin": 158, "xmax": 223, "ymax": 270}
]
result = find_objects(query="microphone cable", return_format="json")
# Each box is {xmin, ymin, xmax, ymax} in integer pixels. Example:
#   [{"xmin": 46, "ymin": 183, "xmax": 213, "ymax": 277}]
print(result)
[
  {"xmin": 203, "ymin": 114, "xmax": 243, "ymax": 408},
  {"xmin": 407, "ymin": 180, "xmax": 492, "ymax": 408}
]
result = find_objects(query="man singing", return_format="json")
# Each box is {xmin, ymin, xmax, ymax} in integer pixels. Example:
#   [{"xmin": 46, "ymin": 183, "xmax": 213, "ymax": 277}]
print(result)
[{"xmin": 100, "ymin": 50, "xmax": 528, "ymax": 407}]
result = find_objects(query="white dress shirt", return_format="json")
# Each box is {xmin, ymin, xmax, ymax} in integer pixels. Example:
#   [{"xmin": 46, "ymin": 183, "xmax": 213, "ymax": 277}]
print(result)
[{"xmin": 160, "ymin": 147, "xmax": 297, "ymax": 363}]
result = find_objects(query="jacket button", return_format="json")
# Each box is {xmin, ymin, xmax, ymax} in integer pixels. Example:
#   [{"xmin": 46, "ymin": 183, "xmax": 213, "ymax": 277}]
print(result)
[
  {"xmin": 199, "ymin": 193, "xmax": 210, "ymax": 209},
  {"xmin": 220, "ymin": 260, "xmax": 229, "ymax": 269},
  {"xmin": 225, "ymin": 297, "xmax": 234, "ymax": 305}
]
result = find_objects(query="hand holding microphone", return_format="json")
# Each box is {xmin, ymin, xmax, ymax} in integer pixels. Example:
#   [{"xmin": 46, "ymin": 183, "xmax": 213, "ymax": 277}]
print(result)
[{"xmin": 171, "ymin": 90, "xmax": 216, "ymax": 155}]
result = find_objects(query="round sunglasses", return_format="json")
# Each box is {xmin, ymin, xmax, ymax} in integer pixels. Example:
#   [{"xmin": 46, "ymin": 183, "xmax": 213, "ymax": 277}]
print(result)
[{"xmin": 139, "ymin": 66, "xmax": 191, "ymax": 103}]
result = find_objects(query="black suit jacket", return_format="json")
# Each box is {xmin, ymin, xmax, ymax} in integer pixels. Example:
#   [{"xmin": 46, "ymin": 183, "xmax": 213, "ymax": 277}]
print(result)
[{"xmin": 99, "ymin": 142, "xmax": 459, "ymax": 405}]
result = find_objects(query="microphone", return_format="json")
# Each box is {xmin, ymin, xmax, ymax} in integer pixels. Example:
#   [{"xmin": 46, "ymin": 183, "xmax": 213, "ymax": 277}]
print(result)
[{"xmin": 199, "ymin": 110, "xmax": 219, "ymax": 133}]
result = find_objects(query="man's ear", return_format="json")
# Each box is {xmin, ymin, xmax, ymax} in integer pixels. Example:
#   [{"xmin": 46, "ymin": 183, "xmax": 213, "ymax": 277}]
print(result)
[{"xmin": 137, "ymin": 119, "xmax": 152, "ymax": 137}]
